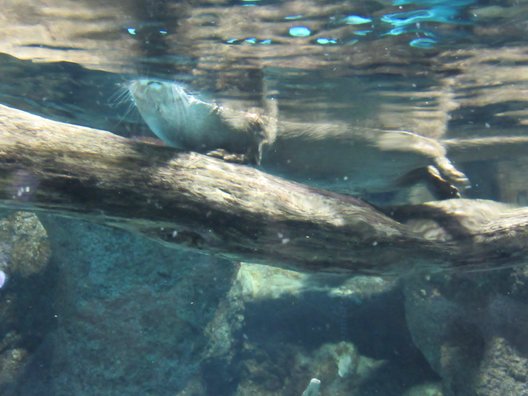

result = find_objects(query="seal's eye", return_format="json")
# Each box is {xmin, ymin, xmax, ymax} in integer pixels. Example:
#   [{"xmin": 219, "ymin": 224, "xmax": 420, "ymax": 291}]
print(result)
[{"xmin": 147, "ymin": 81, "xmax": 163, "ymax": 90}]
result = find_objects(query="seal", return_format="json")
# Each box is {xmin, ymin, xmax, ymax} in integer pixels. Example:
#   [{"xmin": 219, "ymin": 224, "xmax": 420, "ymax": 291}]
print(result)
[
  {"xmin": 128, "ymin": 79, "xmax": 273, "ymax": 164},
  {"xmin": 128, "ymin": 79, "xmax": 468, "ymax": 198}
]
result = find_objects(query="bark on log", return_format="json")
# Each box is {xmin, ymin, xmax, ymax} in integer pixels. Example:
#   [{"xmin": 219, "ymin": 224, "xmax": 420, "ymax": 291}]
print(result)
[{"xmin": 0, "ymin": 104, "xmax": 526, "ymax": 274}]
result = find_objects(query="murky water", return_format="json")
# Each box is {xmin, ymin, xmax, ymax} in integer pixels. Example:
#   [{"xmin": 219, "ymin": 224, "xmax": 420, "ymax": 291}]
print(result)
[{"xmin": 0, "ymin": 0, "xmax": 528, "ymax": 395}]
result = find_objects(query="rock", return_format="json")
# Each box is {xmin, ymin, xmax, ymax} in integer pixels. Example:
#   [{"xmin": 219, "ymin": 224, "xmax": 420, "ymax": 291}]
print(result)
[
  {"xmin": 475, "ymin": 336, "xmax": 528, "ymax": 395},
  {"xmin": 403, "ymin": 382, "xmax": 443, "ymax": 396},
  {"xmin": 404, "ymin": 269, "xmax": 528, "ymax": 396},
  {"xmin": 17, "ymin": 215, "xmax": 237, "ymax": 396},
  {"xmin": 0, "ymin": 211, "xmax": 52, "ymax": 395},
  {"xmin": 302, "ymin": 378, "xmax": 321, "ymax": 396},
  {"xmin": 0, "ymin": 211, "xmax": 50, "ymax": 278}
]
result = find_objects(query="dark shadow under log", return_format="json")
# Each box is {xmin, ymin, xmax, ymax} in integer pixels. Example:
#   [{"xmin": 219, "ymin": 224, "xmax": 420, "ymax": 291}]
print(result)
[{"xmin": 0, "ymin": 104, "xmax": 526, "ymax": 274}]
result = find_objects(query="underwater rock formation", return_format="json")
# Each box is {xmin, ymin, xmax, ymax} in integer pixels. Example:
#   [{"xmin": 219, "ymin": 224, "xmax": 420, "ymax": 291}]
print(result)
[
  {"xmin": 180, "ymin": 263, "xmax": 439, "ymax": 395},
  {"xmin": 404, "ymin": 268, "xmax": 528, "ymax": 396},
  {"xmin": 0, "ymin": 211, "xmax": 52, "ymax": 395},
  {"xmin": 13, "ymin": 215, "xmax": 237, "ymax": 395},
  {"xmin": 1, "ymin": 210, "xmax": 526, "ymax": 395}
]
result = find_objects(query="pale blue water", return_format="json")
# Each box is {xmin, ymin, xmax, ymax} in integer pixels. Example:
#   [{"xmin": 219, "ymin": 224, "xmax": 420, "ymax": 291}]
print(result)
[{"xmin": 0, "ymin": 0, "xmax": 527, "ymax": 395}]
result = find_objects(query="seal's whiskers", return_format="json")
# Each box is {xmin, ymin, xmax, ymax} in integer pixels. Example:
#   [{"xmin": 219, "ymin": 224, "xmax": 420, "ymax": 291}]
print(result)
[{"xmin": 109, "ymin": 82, "xmax": 133, "ymax": 107}]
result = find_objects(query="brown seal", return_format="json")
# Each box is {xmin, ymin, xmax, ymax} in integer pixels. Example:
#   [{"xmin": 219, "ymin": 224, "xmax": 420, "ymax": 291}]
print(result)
[{"xmin": 129, "ymin": 79, "xmax": 468, "ymax": 198}]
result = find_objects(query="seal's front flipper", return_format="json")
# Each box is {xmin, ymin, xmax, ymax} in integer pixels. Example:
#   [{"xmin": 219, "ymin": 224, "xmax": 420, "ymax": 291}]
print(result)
[{"xmin": 206, "ymin": 148, "xmax": 249, "ymax": 164}]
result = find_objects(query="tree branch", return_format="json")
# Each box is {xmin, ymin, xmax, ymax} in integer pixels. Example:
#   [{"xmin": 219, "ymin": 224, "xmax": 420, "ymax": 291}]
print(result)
[{"xmin": 0, "ymin": 104, "xmax": 525, "ymax": 274}]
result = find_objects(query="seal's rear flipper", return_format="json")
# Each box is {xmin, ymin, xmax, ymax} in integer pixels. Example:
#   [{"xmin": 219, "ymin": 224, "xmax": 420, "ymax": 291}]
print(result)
[
  {"xmin": 425, "ymin": 165, "xmax": 463, "ymax": 199},
  {"xmin": 433, "ymin": 156, "xmax": 470, "ymax": 192},
  {"xmin": 397, "ymin": 165, "xmax": 464, "ymax": 200}
]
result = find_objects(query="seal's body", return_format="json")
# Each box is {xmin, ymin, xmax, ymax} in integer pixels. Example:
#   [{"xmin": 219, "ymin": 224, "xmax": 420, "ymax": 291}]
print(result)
[
  {"xmin": 262, "ymin": 120, "xmax": 464, "ymax": 195},
  {"xmin": 129, "ymin": 79, "xmax": 468, "ymax": 197}
]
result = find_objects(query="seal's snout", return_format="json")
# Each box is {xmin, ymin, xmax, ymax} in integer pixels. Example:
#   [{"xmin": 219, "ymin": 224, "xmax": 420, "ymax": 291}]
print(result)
[
  {"xmin": 127, "ymin": 79, "xmax": 154, "ymax": 100},
  {"xmin": 129, "ymin": 79, "xmax": 186, "ymax": 105}
]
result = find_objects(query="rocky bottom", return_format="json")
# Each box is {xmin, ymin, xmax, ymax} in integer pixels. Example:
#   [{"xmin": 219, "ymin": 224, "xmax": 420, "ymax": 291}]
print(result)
[{"xmin": 0, "ymin": 212, "xmax": 526, "ymax": 396}]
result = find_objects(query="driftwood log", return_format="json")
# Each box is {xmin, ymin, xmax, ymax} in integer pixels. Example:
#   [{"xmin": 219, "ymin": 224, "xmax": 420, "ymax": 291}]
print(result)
[{"xmin": 0, "ymin": 104, "xmax": 526, "ymax": 274}]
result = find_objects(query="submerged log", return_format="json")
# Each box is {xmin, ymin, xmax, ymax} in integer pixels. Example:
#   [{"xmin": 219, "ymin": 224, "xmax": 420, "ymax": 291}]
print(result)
[{"xmin": 0, "ymin": 104, "xmax": 526, "ymax": 274}]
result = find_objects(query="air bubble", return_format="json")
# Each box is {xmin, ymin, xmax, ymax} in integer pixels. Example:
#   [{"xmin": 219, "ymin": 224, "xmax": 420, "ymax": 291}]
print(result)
[
  {"xmin": 289, "ymin": 26, "xmax": 312, "ymax": 37},
  {"xmin": 409, "ymin": 37, "xmax": 437, "ymax": 48},
  {"xmin": 343, "ymin": 15, "xmax": 372, "ymax": 25},
  {"xmin": 316, "ymin": 38, "xmax": 337, "ymax": 45}
]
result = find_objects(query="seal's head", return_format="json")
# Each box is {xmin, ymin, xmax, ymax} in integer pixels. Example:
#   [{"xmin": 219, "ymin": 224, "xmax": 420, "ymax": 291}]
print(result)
[{"xmin": 129, "ymin": 79, "xmax": 222, "ymax": 150}]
